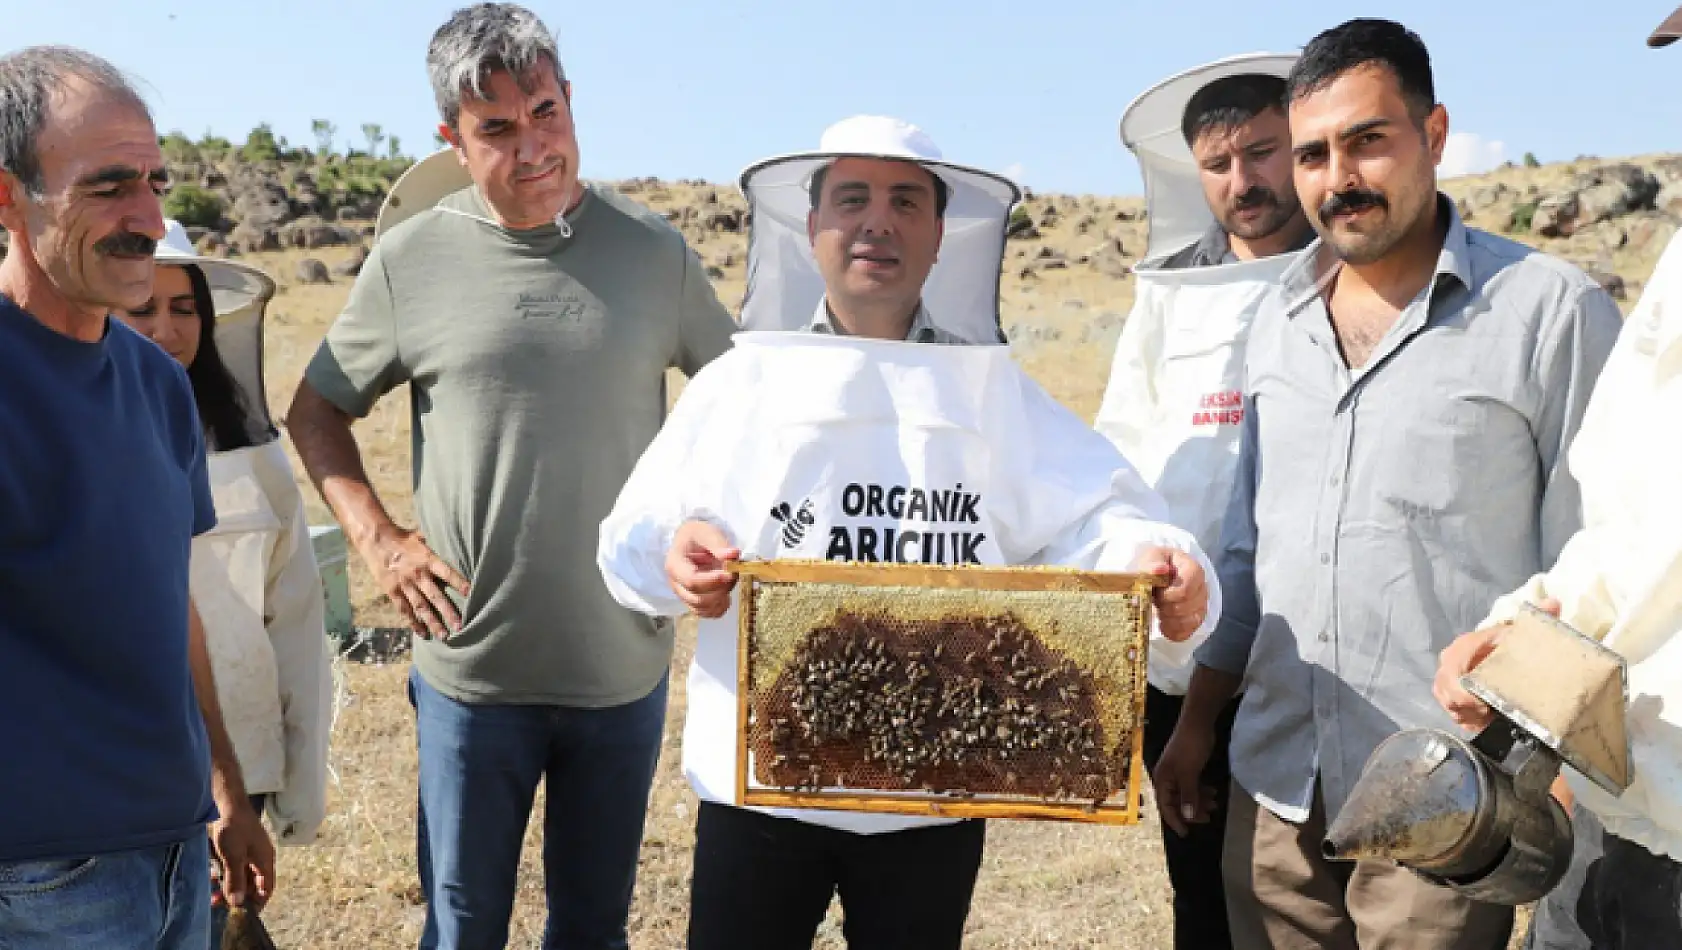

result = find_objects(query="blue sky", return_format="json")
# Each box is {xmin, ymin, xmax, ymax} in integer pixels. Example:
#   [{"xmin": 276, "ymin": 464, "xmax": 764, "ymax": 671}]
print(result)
[{"xmin": 13, "ymin": 1, "xmax": 1680, "ymax": 195}]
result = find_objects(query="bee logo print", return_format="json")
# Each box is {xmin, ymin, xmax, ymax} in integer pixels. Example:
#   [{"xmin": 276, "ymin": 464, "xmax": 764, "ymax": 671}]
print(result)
[{"xmin": 770, "ymin": 499, "xmax": 817, "ymax": 550}]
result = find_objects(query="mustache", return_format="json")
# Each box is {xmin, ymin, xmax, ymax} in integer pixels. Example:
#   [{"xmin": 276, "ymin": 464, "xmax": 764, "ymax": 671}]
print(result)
[
  {"xmin": 1319, "ymin": 188, "xmax": 1389, "ymax": 220},
  {"xmin": 1231, "ymin": 186, "xmax": 1278, "ymax": 212},
  {"xmin": 94, "ymin": 231, "xmax": 158, "ymax": 257}
]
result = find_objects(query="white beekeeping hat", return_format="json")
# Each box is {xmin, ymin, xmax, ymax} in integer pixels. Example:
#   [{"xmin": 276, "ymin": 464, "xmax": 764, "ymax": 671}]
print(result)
[
  {"xmin": 155, "ymin": 219, "xmax": 280, "ymax": 438},
  {"xmin": 1120, "ymin": 53, "xmax": 1298, "ymax": 263},
  {"xmin": 738, "ymin": 115, "xmax": 1021, "ymax": 344}
]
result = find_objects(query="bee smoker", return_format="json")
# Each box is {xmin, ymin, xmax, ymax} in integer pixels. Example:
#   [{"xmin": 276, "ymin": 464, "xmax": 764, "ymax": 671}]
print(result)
[{"xmin": 1323, "ymin": 605, "xmax": 1633, "ymax": 905}]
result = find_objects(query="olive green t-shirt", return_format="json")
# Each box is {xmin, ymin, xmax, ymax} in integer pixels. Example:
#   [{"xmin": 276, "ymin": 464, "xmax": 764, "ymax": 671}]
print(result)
[{"xmin": 304, "ymin": 183, "xmax": 737, "ymax": 705}]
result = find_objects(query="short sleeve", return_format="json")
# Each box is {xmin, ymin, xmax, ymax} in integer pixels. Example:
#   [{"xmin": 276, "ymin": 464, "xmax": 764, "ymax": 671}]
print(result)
[
  {"xmin": 184, "ymin": 425, "xmax": 216, "ymax": 537},
  {"xmin": 675, "ymin": 242, "xmax": 738, "ymax": 376},
  {"xmin": 302, "ymin": 245, "xmax": 408, "ymax": 418}
]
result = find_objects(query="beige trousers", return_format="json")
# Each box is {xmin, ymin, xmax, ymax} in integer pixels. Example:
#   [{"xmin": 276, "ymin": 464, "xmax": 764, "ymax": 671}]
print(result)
[{"xmin": 1222, "ymin": 781, "xmax": 1514, "ymax": 950}]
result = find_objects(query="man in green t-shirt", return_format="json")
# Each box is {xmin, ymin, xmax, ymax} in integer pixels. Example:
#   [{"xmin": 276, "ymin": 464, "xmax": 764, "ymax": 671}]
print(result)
[{"xmin": 286, "ymin": 5, "xmax": 736, "ymax": 947}]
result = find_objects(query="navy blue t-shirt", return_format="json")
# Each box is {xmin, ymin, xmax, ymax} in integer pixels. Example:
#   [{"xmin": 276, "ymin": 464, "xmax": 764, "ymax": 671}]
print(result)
[{"xmin": 0, "ymin": 294, "xmax": 217, "ymax": 860}]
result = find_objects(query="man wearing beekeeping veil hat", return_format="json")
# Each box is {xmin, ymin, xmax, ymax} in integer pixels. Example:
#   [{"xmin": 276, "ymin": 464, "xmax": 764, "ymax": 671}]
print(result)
[
  {"xmin": 1093, "ymin": 53, "xmax": 1313, "ymax": 950},
  {"xmin": 598, "ymin": 114, "xmax": 1221, "ymax": 949}
]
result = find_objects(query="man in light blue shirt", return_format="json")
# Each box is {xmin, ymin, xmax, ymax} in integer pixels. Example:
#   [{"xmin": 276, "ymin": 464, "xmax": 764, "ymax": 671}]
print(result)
[{"xmin": 1153, "ymin": 19, "xmax": 1621, "ymax": 950}]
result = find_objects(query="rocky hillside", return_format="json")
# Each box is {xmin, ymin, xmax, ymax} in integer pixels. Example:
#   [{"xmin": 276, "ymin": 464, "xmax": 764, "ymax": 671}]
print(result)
[{"xmin": 2, "ymin": 145, "xmax": 1676, "ymax": 326}]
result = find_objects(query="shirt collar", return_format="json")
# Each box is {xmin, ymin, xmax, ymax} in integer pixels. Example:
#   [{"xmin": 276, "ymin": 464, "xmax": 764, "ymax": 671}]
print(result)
[
  {"xmin": 809, "ymin": 299, "xmax": 944, "ymax": 343},
  {"xmin": 1185, "ymin": 218, "xmax": 1318, "ymax": 269},
  {"xmin": 1280, "ymin": 192, "xmax": 1472, "ymax": 318}
]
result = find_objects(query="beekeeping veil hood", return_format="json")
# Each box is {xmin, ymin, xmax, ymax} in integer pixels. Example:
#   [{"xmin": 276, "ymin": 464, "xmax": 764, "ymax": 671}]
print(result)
[
  {"xmin": 1097, "ymin": 55, "xmax": 1304, "ymax": 699},
  {"xmin": 376, "ymin": 147, "xmax": 470, "ymax": 239},
  {"xmin": 1120, "ymin": 52, "xmax": 1298, "ymax": 263},
  {"xmin": 155, "ymin": 220, "xmax": 280, "ymax": 441},
  {"xmin": 737, "ymin": 115, "xmax": 1021, "ymax": 344}
]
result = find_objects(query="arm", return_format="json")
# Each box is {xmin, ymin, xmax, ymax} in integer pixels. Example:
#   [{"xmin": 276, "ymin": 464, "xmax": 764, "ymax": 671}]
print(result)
[
  {"xmin": 1151, "ymin": 394, "xmax": 1262, "ymax": 836},
  {"xmin": 1530, "ymin": 283, "xmax": 1622, "ymax": 569},
  {"xmin": 1192, "ymin": 392, "xmax": 1262, "ymax": 679},
  {"xmin": 674, "ymin": 240, "xmax": 739, "ymax": 376},
  {"xmin": 1016, "ymin": 374, "xmax": 1220, "ymax": 647},
  {"xmin": 1436, "ymin": 269, "xmax": 1663, "ymax": 728},
  {"xmin": 192, "ymin": 598, "xmax": 275, "ymax": 909},
  {"xmin": 598, "ymin": 357, "xmax": 733, "ymax": 617},
  {"xmin": 172, "ymin": 382, "xmax": 276, "ymax": 905},
  {"xmin": 259, "ymin": 459, "xmax": 332, "ymax": 847},
  {"xmin": 287, "ymin": 248, "xmax": 468, "ymax": 638}
]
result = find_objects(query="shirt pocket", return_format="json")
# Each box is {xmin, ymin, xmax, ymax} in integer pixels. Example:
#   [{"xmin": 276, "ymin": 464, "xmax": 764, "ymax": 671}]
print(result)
[{"xmin": 1377, "ymin": 394, "xmax": 1494, "ymax": 521}]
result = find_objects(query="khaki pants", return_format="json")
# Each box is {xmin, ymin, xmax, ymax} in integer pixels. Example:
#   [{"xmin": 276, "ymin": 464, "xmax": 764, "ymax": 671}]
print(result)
[{"xmin": 1222, "ymin": 780, "xmax": 1513, "ymax": 950}]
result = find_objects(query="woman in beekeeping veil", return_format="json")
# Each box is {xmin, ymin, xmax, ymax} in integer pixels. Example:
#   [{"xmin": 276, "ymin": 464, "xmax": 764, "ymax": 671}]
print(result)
[
  {"xmin": 599, "ymin": 115, "xmax": 1219, "ymax": 949},
  {"xmin": 116, "ymin": 221, "xmax": 332, "ymax": 947}
]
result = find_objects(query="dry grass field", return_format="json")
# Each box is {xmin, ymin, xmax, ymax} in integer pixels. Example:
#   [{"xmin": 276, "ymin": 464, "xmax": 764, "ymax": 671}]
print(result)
[{"xmin": 241, "ymin": 154, "xmax": 1669, "ymax": 946}]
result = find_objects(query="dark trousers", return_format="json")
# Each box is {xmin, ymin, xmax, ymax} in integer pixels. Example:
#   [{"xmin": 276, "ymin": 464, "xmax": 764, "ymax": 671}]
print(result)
[
  {"xmin": 1527, "ymin": 804, "xmax": 1682, "ymax": 949},
  {"xmin": 1142, "ymin": 683, "xmax": 1240, "ymax": 950},
  {"xmin": 408, "ymin": 667, "xmax": 669, "ymax": 950},
  {"xmin": 687, "ymin": 801, "xmax": 986, "ymax": 950}
]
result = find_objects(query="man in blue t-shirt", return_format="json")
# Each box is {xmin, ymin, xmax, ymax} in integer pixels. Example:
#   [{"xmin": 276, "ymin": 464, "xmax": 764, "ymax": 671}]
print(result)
[{"xmin": 0, "ymin": 47, "xmax": 275, "ymax": 949}]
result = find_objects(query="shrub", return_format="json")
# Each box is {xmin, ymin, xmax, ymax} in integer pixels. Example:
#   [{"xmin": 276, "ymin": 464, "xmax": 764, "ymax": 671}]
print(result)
[
  {"xmin": 163, "ymin": 183, "xmax": 224, "ymax": 229},
  {"xmin": 240, "ymin": 123, "xmax": 280, "ymax": 164},
  {"xmin": 1507, "ymin": 200, "xmax": 1540, "ymax": 233}
]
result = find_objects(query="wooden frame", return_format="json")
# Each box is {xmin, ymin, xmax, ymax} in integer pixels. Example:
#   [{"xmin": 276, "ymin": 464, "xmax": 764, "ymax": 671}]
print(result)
[{"xmin": 730, "ymin": 559, "xmax": 1161, "ymax": 825}]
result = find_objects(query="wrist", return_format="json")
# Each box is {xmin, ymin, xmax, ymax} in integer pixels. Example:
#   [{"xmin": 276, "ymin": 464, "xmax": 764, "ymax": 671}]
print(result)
[
  {"xmin": 349, "ymin": 517, "xmax": 401, "ymax": 559},
  {"xmin": 211, "ymin": 757, "xmax": 249, "ymax": 809}
]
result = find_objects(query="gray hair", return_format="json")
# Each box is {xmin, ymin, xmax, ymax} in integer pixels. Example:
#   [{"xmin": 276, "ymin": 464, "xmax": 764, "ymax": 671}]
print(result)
[
  {"xmin": 427, "ymin": 3, "xmax": 565, "ymax": 130},
  {"xmin": 0, "ymin": 46, "xmax": 150, "ymax": 197}
]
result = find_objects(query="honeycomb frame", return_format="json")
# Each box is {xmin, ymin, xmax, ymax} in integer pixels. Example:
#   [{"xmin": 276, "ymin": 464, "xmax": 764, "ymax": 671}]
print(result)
[{"xmin": 731, "ymin": 559, "xmax": 1159, "ymax": 825}]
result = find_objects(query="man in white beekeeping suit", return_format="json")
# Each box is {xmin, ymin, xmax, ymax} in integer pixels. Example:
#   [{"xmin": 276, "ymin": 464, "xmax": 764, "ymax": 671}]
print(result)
[
  {"xmin": 1432, "ymin": 7, "xmax": 1682, "ymax": 949},
  {"xmin": 597, "ymin": 115, "xmax": 1221, "ymax": 950},
  {"xmin": 1093, "ymin": 54, "xmax": 1313, "ymax": 950}
]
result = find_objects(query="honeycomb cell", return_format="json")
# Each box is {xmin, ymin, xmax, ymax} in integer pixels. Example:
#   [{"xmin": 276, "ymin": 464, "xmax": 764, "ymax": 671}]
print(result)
[{"xmin": 737, "ymin": 563, "xmax": 1152, "ymax": 819}]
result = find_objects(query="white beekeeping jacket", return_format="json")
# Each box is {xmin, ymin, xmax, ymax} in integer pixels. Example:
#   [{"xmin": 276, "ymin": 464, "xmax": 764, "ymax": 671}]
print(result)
[
  {"xmin": 597, "ymin": 116, "xmax": 1218, "ymax": 834},
  {"xmin": 156, "ymin": 220, "xmax": 333, "ymax": 846},
  {"xmin": 193, "ymin": 440, "xmax": 332, "ymax": 845},
  {"xmin": 1481, "ymin": 232, "xmax": 1682, "ymax": 861},
  {"xmin": 1094, "ymin": 53, "xmax": 1300, "ymax": 695},
  {"xmin": 598, "ymin": 333, "xmax": 1221, "ymax": 833}
]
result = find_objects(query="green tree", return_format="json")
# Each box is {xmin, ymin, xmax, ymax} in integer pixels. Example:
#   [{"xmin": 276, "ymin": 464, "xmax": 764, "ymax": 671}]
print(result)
[
  {"xmin": 311, "ymin": 119, "xmax": 337, "ymax": 157},
  {"xmin": 198, "ymin": 131, "xmax": 233, "ymax": 159},
  {"xmin": 162, "ymin": 183, "xmax": 224, "ymax": 229},
  {"xmin": 1523, "ymin": 152, "xmax": 1541, "ymax": 169},
  {"xmin": 159, "ymin": 130, "xmax": 199, "ymax": 165},
  {"xmin": 240, "ymin": 123, "xmax": 280, "ymax": 163},
  {"xmin": 361, "ymin": 123, "xmax": 385, "ymax": 157},
  {"xmin": 387, "ymin": 135, "xmax": 403, "ymax": 160}
]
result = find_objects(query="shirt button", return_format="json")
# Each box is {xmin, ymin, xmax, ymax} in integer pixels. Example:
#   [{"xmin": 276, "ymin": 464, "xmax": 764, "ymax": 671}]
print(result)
[
  {"xmin": 1320, "ymin": 553, "xmax": 1330, "ymax": 565},
  {"xmin": 1331, "ymin": 475, "xmax": 1341, "ymax": 487},
  {"xmin": 1319, "ymin": 632, "xmax": 1330, "ymax": 642}
]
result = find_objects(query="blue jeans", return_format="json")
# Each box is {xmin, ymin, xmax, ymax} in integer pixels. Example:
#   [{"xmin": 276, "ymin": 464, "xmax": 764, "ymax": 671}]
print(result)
[
  {"xmin": 408, "ymin": 667, "xmax": 668, "ymax": 950},
  {"xmin": 0, "ymin": 836, "xmax": 209, "ymax": 949}
]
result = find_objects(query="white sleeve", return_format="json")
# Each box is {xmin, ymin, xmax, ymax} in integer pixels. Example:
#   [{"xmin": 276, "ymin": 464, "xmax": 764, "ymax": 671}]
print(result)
[
  {"xmin": 597, "ymin": 360, "xmax": 735, "ymax": 618},
  {"xmin": 1014, "ymin": 374, "xmax": 1222, "ymax": 659},
  {"xmin": 260, "ymin": 454, "xmax": 332, "ymax": 847}
]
